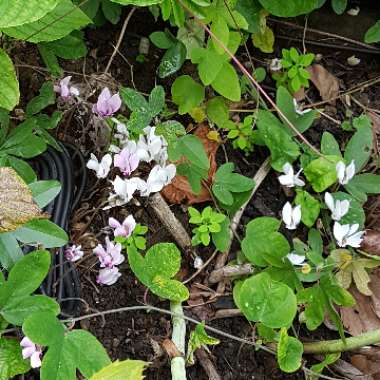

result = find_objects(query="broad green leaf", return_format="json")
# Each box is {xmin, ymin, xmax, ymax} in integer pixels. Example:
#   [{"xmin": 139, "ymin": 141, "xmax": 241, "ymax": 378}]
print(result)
[
  {"xmin": 7, "ymin": 156, "xmax": 37, "ymax": 184},
  {"xmin": 0, "ymin": 167, "xmax": 46, "ymax": 233},
  {"xmin": 211, "ymin": 217, "xmax": 230, "ymax": 252},
  {"xmin": 150, "ymin": 31, "xmax": 175, "ymax": 49},
  {"xmin": 29, "ymin": 180, "xmax": 61, "ymax": 208},
  {"xmin": 0, "ymin": 337, "xmax": 30, "ymax": 380},
  {"xmin": 0, "ymin": 0, "xmax": 58, "ymax": 28},
  {"xmin": 211, "ymin": 62, "xmax": 241, "ymax": 101},
  {"xmin": 242, "ymin": 217, "xmax": 289, "ymax": 267},
  {"xmin": 171, "ymin": 76, "xmax": 205, "ymax": 115},
  {"xmin": 3, "ymin": 0, "xmax": 92, "ymax": 43},
  {"xmin": 90, "ymin": 360, "xmax": 149, "ymax": 380},
  {"xmin": 110, "ymin": 0, "xmax": 162, "ymax": 4},
  {"xmin": 238, "ymin": 272, "xmax": 297, "ymax": 328},
  {"xmin": 252, "ymin": 25, "xmax": 274, "ymax": 53},
  {"xmin": 235, "ymin": 0, "xmax": 262, "ymax": 33},
  {"xmin": 211, "ymin": 16, "xmax": 229, "ymax": 54},
  {"xmin": 191, "ymin": 47, "xmax": 224, "ymax": 85},
  {"xmin": 321, "ymin": 131, "xmax": 341, "ymax": 157},
  {"xmin": 26, "ymin": 82, "xmax": 55, "ymax": 117},
  {"xmin": 346, "ymin": 173, "xmax": 380, "ymax": 195},
  {"xmin": 0, "ymin": 233, "xmax": 23, "ymax": 270},
  {"xmin": 120, "ymin": 87, "xmax": 148, "ymax": 112},
  {"xmin": 148, "ymin": 86, "xmax": 165, "ymax": 117},
  {"xmin": 23, "ymin": 312, "xmax": 110, "ymax": 380},
  {"xmin": 257, "ymin": 110, "xmax": 300, "ymax": 171},
  {"xmin": 155, "ymin": 120, "xmax": 186, "ymax": 154},
  {"xmin": 331, "ymin": 0, "xmax": 347, "ymax": 14},
  {"xmin": 177, "ymin": 19, "xmax": 204, "ymax": 58},
  {"xmin": 206, "ymin": 97, "xmax": 229, "ymax": 128},
  {"xmin": 304, "ymin": 155, "xmax": 341, "ymax": 192},
  {"xmin": 0, "ymin": 49, "xmax": 19, "ymax": 111},
  {"xmin": 295, "ymin": 190, "xmax": 320, "ymax": 227},
  {"xmin": 298, "ymin": 286, "xmax": 325, "ymax": 330},
  {"xmin": 158, "ymin": 41, "xmax": 186, "ymax": 78},
  {"xmin": 43, "ymin": 31, "xmax": 88, "ymax": 59},
  {"xmin": 101, "ymin": 0, "xmax": 122, "ymax": 24},
  {"xmin": 14, "ymin": 219, "xmax": 68, "ymax": 248},
  {"xmin": 277, "ymin": 328, "xmax": 303, "ymax": 373},
  {"xmin": 365, "ymin": 20, "xmax": 380, "ymax": 44},
  {"xmin": 258, "ymin": 0, "xmax": 319, "ymax": 17}
]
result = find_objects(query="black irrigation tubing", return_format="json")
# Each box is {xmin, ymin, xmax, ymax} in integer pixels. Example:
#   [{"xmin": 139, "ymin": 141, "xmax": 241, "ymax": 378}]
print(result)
[{"xmin": 26, "ymin": 142, "xmax": 87, "ymax": 317}]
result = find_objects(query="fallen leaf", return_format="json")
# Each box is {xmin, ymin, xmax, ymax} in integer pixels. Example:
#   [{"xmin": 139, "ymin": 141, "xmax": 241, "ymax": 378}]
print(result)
[
  {"xmin": 361, "ymin": 230, "xmax": 380, "ymax": 257},
  {"xmin": 161, "ymin": 124, "xmax": 219, "ymax": 204},
  {"xmin": 334, "ymin": 358, "xmax": 373, "ymax": 380},
  {"xmin": 162, "ymin": 338, "xmax": 183, "ymax": 359},
  {"xmin": 0, "ymin": 167, "xmax": 47, "ymax": 232},
  {"xmin": 307, "ymin": 64, "xmax": 340, "ymax": 105},
  {"xmin": 351, "ymin": 354, "xmax": 379, "ymax": 380},
  {"xmin": 368, "ymin": 112, "xmax": 380, "ymax": 135}
]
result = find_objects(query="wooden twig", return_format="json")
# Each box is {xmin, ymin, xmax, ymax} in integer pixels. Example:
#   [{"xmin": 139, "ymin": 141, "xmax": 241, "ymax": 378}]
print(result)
[
  {"xmin": 209, "ymin": 264, "xmax": 255, "ymax": 284},
  {"xmin": 212, "ymin": 309, "xmax": 243, "ymax": 320},
  {"xmin": 195, "ymin": 348, "xmax": 221, "ymax": 380}
]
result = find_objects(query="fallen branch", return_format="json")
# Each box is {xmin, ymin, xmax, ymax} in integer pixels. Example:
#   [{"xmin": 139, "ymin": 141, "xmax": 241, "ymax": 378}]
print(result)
[
  {"xmin": 195, "ymin": 348, "xmax": 221, "ymax": 380},
  {"xmin": 212, "ymin": 309, "xmax": 243, "ymax": 320},
  {"xmin": 209, "ymin": 264, "xmax": 254, "ymax": 284}
]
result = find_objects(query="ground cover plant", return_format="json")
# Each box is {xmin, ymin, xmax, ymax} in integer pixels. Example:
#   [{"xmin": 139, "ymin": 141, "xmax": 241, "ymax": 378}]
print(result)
[{"xmin": 1, "ymin": 0, "xmax": 380, "ymax": 379}]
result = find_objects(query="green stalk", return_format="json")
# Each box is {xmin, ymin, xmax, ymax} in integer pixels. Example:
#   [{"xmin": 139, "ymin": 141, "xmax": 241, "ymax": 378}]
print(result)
[
  {"xmin": 303, "ymin": 328, "xmax": 380, "ymax": 354},
  {"xmin": 170, "ymin": 301, "xmax": 187, "ymax": 380}
]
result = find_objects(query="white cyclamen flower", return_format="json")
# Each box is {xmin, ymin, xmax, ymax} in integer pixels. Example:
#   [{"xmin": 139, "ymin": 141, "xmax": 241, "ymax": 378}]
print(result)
[
  {"xmin": 97, "ymin": 267, "xmax": 121, "ymax": 285},
  {"xmin": 86, "ymin": 153, "xmax": 112, "ymax": 179},
  {"xmin": 324, "ymin": 192, "xmax": 350, "ymax": 221},
  {"xmin": 137, "ymin": 126, "xmax": 168, "ymax": 164},
  {"xmin": 139, "ymin": 164, "xmax": 176, "ymax": 197},
  {"xmin": 287, "ymin": 252, "xmax": 306, "ymax": 266},
  {"xmin": 293, "ymin": 98, "xmax": 312, "ymax": 115},
  {"xmin": 336, "ymin": 160, "xmax": 355, "ymax": 185},
  {"xmin": 282, "ymin": 202, "xmax": 301, "ymax": 230},
  {"xmin": 107, "ymin": 176, "xmax": 138, "ymax": 207},
  {"xmin": 278, "ymin": 163, "xmax": 305, "ymax": 187},
  {"xmin": 333, "ymin": 222, "xmax": 364, "ymax": 248}
]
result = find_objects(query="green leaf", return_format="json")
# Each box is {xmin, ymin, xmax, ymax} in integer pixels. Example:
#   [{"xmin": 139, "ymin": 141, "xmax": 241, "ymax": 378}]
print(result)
[
  {"xmin": 298, "ymin": 286, "xmax": 325, "ymax": 330},
  {"xmin": 235, "ymin": 0, "xmax": 262, "ymax": 33},
  {"xmin": 211, "ymin": 62, "xmax": 241, "ymax": 101},
  {"xmin": 344, "ymin": 115, "xmax": 373, "ymax": 172},
  {"xmin": 238, "ymin": 272, "xmax": 297, "ymax": 328},
  {"xmin": 0, "ymin": 233, "xmax": 23, "ymax": 270},
  {"xmin": 158, "ymin": 41, "xmax": 186, "ymax": 78},
  {"xmin": 277, "ymin": 328, "xmax": 303, "ymax": 373},
  {"xmin": 211, "ymin": 217, "xmax": 230, "ymax": 252},
  {"xmin": 257, "ymin": 0, "xmax": 319, "ymax": 16},
  {"xmin": 29, "ymin": 180, "xmax": 61, "ymax": 208},
  {"xmin": 365, "ymin": 20, "xmax": 380, "ymax": 43},
  {"xmin": 304, "ymin": 155, "xmax": 341, "ymax": 192},
  {"xmin": 37, "ymin": 44, "xmax": 63, "ymax": 77},
  {"xmin": 0, "ymin": 49, "xmax": 19, "ymax": 111},
  {"xmin": 321, "ymin": 131, "xmax": 342, "ymax": 157},
  {"xmin": 2, "ymin": 0, "xmax": 92, "ymax": 43},
  {"xmin": 206, "ymin": 97, "xmax": 230, "ymax": 128},
  {"xmin": 310, "ymin": 353, "xmax": 340, "ymax": 376},
  {"xmin": 90, "ymin": 360, "xmax": 149, "ymax": 380},
  {"xmin": 0, "ymin": 0, "xmax": 58, "ymax": 28},
  {"xmin": 150, "ymin": 31, "xmax": 175, "ymax": 49},
  {"xmin": 295, "ymin": 190, "xmax": 320, "ymax": 227},
  {"xmin": 242, "ymin": 217, "xmax": 289, "ymax": 267},
  {"xmin": 211, "ymin": 16, "xmax": 229, "ymax": 54},
  {"xmin": 14, "ymin": 219, "xmax": 68, "ymax": 248},
  {"xmin": 120, "ymin": 87, "xmax": 148, "ymax": 112},
  {"xmin": 331, "ymin": 0, "xmax": 347, "ymax": 14},
  {"xmin": 171, "ymin": 75, "xmax": 205, "ymax": 115},
  {"xmin": 26, "ymin": 82, "xmax": 55, "ymax": 117},
  {"xmin": 0, "ymin": 337, "xmax": 30, "ymax": 380},
  {"xmin": 7, "ymin": 156, "xmax": 37, "ymax": 184},
  {"xmin": 101, "ymin": 0, "xmax": 122, "ymax": 24},
  {"xmin": 155, "ymin": 120, "xmax": 186, "ymax": 153},
  {"xmin": 257, "ymin": 110, "xmax": 300, "ymax": 171},
  {"xmin": 346, "ymin": 173, "xmax": 380, "ymax": 195},
  {"xmin": 252, "ymin": 25, "xmax": 274, "ymax": 53},
  {"xmin": 23, "ymin": 312, "xmax": 110, "ymax": 380},
  {"xmin": 148, "ymin": 86, "xmax": 165, "ymax": 117},
  {"xmin": 332, "ymin": 192, "xmax": 365, "ymax": 228},
  {"xmin": 110, "ymin": 0, "xmax": 162, "ymax": 4},
  {"xmin": 43, "ymin": 31, "xmax": 88, "ymax": 59},
  {"xmin": 127, "ymin": 244, "xmax": 189, "ymax": 302},
  {"xmin": 191, "ymin": 47, "xmax": 224, "ymax": 86}
]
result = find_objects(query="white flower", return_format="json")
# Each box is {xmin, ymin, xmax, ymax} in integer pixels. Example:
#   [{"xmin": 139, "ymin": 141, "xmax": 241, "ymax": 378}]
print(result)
[
  {"xmin": 20, "ymin": 337, "xmax": 42, "ymax": 368},
  {"xmin": 287, "ymin": 252, "xmax": 306, "ymax": 266},
  {"xmin": 194, "ymin": 256, "xmax": 204, "ymax": 269},
  {"xmin": 278, "ymin": 163, "xmax": 305, "ymax": 187},
  {"xmin": 336, "ymin": 160, "xmax": 355, "ymax": 185},
  {"xmin": 270, "ymin": 58, "xmax": 282, "ymax": 72},
  {"xmin": 107, "ymin": 176, "xmax": 139, "ymax": 207},
  {"xmin": 86, "ymin": 153, "xmax": 112, "ymax": 179},
  {"xmin": 282, "ymin": 202, "xmax": 301, "ymax": 230},
  {"xmin": 97, "ymin": 267, "xmax": 121, "ymax": 285},
  {"xmin": 347, "ymin": 6, "xmax": 360, "ymax": 16},
  {"xmin": 333, "ymin": 222, "xmax": 364, "ymax": 248},
  {"xmin": 64, "ymin": 244, "xmax": 84, "ymax": 262},
  {"xmin": 139, "ymin": 164, "xmax": 176, "ymax": 197},
  {"xmin": 324, "ymin": 192, "xmax": 350, "ymax": 221},
  {"xmin": 137, "ymin": 126, "xmax": 168, "ymax": 164},
  {"xmin": 293, "ymin": 98, "xmax": 312, "ymax": 115}
]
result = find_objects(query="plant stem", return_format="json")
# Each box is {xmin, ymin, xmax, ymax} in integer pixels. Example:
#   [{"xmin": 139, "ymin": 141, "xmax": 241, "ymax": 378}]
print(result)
[
  {"xmin": 170, "ymin": 302, "xmax": 187, "ymax": 380},
  {"xmin": 303, "ymin": 328, "xmax": 380, "ymax": 354}
]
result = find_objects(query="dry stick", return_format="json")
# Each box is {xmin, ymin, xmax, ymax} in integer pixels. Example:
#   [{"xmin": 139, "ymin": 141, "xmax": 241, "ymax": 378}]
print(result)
[
  {"xmin": 209, "ymin": 263, "xmax": 254, "ymax": 284},
  {"xmin": 104, "ymin": 7, "xmax": 137, "ymax": 74},
  {"xmin": 212, "ymin": 309, "xmax": 243, "ymax": 320},
  {"xmin": 195, "ymin": 348, "xmax": 221, "ymax": 380}
]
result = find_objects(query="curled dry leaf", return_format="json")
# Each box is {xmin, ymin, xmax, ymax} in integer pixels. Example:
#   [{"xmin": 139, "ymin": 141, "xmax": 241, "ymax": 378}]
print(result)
[
  {"xmin": 361, "ymin": 230, "xmax": 380, "ymax": 257},
  {"xmin": 161, "ymin": 124, "xmax": 219, "ymax": 204},
  {"xmin": 0, "ymin": 167, "xmax": 47, "ymax": 232},
  {"xmin": 307, "ymin": 64, "xmax": 340, "ymax": 105}
]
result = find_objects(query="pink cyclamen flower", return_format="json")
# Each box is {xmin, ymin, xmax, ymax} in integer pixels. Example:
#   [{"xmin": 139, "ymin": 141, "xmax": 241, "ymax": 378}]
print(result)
[
  {"xmin": 92, "ymin": 88, "xmax": 121, "ymax": 118},
  {"xmin": 64, "ymin": 244, "xmax": 84, "ymax": 262},
  {"xmin": 109, "ymin": 215, "xmax": 136, "ymax": 238},
  {"xmin": 93, "ymin": 237, "xmax": 124, "ymax": 268},
  {"xmin": 54, "ymin": 76, "xmax": 79, "ymax": 100},
  {"xmin": 114, "ymin": 146, "xmax": 139, "ymax": 176},
  {"xmin": 20, "ymin": 337, "xmax": 42, "ymax": 368},
  {"xmin": 97, "ymin": 266, "xmax": 121, "ymax": 285}
]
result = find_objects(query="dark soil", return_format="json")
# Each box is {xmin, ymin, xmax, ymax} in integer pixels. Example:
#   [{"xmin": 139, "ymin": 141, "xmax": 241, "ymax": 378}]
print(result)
[{"xmin": 16, "ymin": 3, "xmax": 380, "ymax": 379}]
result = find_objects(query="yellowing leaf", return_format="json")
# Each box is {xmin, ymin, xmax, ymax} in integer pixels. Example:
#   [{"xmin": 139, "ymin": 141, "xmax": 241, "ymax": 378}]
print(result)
[
  {"xmin": 352, "ymin": 261, "xmax": 372, "ymax": 296},
  {"xmin": 252, "ymin": 25, "xmax": 274, "ymax": 53},
  {"xmin": 90, "ymin": 360, "xmax": 149, "ymax": 380},
  {"xmin": 206, "ymin": 130, "xmax": 221, "ymax": 143},
  {"xmin": 0, "ymin": 167, "xmax": 47, "ymax": 232},
  {"xmin": 189, "ymin": 106, "xmax": 206, "ymax": 123}
]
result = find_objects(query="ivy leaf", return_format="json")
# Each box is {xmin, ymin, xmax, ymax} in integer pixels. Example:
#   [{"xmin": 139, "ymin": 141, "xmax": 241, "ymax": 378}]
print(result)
[
  {"xmin": 127, "ymin": 243, "xmax": 189, "ymax": 302},
  {"xmin": 23, "ymin": 311, "xmax": 110, "ymax": 380},
  {"xmin": 242, "ymin": 217, "xmax": 289, "ymax": 267},
  {"xmin": 0, "ymin": 337, "xmax": 30, "ymax": 380},
  {"xmin": 90, "ymin": 360, "xmax": 149, "ymax": 380},
  {"xmin": 277, "ymin": 328, "xmax": 303, "ymax": 373},
  {"xmin": 295, "ymin": 190, "xmax": 320, "ymax": 227},
  {"xmin": 236, "ymin": 272, "xmax": 297, "ymax": 328},
  {"xmin": 158, "ymin": 41, "xmax": 186, "ymax": 78},
  {"xmin": 0, "ymin": 251, "xmax": 59, "ymax": 326},
  {"xmin": 0, "ymin": 49, "xmax": 19, "ymax": 111}
]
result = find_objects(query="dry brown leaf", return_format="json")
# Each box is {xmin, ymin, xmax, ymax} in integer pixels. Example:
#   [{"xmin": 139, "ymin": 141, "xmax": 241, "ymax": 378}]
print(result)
[
  {"xmin": 351, "ymin": 354, "xmax": 379, "ymax": 380},
  {"xmin": 0, "ymin": 167, "xmax": 47, "ymax": 232},
  {"xmin": 368, "ymin": 112, "xmax": 380, "ymax": 135},
  {"xmin": 361, "ymin": 230, "xmax": 380, "ymax": 257},
  {"xmin": 161, "ymin": 124, "xmax": 219, "ymax": 204},
  {"xmin": 332, "ymin": 358, "xmax": 373, "ymax": 380},
  {"xmin": 307, "ymin": 64, "xmax": 340, "ymax": 105},
  {"xmin": 162, "ymin": 338, "xmax": 183, "ymax": 359}
]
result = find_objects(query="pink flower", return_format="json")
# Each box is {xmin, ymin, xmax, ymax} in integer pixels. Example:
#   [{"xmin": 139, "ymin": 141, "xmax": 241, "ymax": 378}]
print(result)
[
  {"xmin": 20, "ymin": 337, "xmax": 42, "ymax": 368},
  {"xmin": 93, "ymin": 237, "xmax": 124, "ymax": 268},
  {"xmin": 54, "ymin": 76, "xmax": 79, "ymax": 100},
  {"xmin": 64, "ymin": 244, "xmax": 84, "ymax": 262},
  {"xmin": 114, "ymin": 146, "xmax": 139, "ymax": 176},
  {"xmin": 97, "ymin": 267, "xmax": 121, "ymax": 285},
  {"xmin": 109, "ymin": 215, "xmax": 136, "ymax": 238},
  {"xmin": 92, "ymin": 88, "xmax": 121, "ymax": 118}
]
